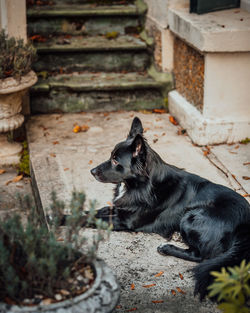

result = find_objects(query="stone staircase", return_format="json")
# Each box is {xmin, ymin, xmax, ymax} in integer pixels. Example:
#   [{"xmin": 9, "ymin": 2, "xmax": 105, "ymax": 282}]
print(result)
[{"xmin": 27, "ymin": 0, "xmax": 172, "ymax": 113}]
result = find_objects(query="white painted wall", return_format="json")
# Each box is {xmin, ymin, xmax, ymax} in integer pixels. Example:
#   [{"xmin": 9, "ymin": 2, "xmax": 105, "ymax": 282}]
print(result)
[
  {"xmin": 241, "ymin": 0, "xmax": 250, "ymax": 12},
  {"xmin": 203, "ymin": 52, "xmax": 250, "ymax": 121}
]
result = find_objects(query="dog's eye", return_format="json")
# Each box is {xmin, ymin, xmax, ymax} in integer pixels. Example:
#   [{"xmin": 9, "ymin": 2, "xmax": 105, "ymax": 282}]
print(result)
[{"xmin": 112, "ymin": 158, "xmax": 119, "ymax": 166}]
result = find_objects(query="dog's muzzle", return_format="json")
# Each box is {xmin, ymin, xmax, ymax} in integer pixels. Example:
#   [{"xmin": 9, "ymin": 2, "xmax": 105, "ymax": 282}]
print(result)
[{"xmin": 91, "ymin": 166, "xmax": 104, "ymax": 182}]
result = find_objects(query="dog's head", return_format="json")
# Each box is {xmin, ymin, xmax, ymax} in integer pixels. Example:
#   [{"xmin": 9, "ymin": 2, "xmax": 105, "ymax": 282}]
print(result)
[{"xmin": 91, "ymin": 117, "xmax": 148, "ymax": 184}]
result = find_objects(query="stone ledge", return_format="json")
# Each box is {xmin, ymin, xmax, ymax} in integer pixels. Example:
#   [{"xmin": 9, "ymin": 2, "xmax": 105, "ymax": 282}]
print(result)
[
  {"xmin": 168, "ymin": 90, "xmax": 250, "ymax": 145},
  {"xmin": 168, "ymin": 7, "xmax": 250, "ymax": 52}
]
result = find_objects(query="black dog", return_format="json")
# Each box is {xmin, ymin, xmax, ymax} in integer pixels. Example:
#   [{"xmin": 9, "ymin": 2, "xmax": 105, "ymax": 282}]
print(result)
[{"xmin": 91, "ymin": 117, "xmax": 250, "ymax": 300}]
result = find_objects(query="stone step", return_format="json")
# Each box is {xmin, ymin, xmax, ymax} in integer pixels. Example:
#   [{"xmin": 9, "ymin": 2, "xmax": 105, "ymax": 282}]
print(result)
[
  {"xmin": 30, "ymin": 72, "xmax": 170, "ymax": 113},
  {"xmin": 32, "ymin": 35, "xmax": 149, "ymax": 73},
  {"xmin": 27, "ymin": 3, "xmax": 145, "ymax": 36}
]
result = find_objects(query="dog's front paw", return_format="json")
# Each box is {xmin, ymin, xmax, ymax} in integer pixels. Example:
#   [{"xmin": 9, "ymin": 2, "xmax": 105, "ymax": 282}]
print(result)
[
  {"xmin": 96, "ymin": 206, "xmax": 115, "ymax": 218},
  {"xmin": 157, "ymin": 244, "xmax": 174, "ymax": 256}
]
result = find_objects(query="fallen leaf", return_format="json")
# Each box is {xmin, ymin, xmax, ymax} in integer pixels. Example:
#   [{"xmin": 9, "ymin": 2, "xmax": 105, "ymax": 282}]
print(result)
[
  {"xmin": 81, "ymin": 125, "xmax": 89, "ymax": 132},
  {"xmin": 50, "ymin": 153, "xmax": 56, "ymax": 158},
  {"xmin": 0, "ymin": 169, "xmax": 6, "ymax": 175},
  {"xmin": 143, "ymin": 284, "xmax": 156, "ymax": 288},
  {"xmin": 60, "ymin": 289, "xmax": 70, "ymax": 296},
  {"xmin": 103, "ymin": 112, "xmax": 109, "ymax": 117},
  {"xmin": 243, "ymin": 162, "xmax": 250, "ymax": 166},
  {"xmin": 153, "ymin": 138, "xmax": 158, "ymax": 143},
  {"xmin": 234, "ymin": 145, "xmax": 239, "ymax": 149},
  {"xmin": 176, "ymin": 287, "xmax": 186, "ymax": 294},
  {"xmin": 171, "ymin": 289, "xmax": 176, "ymax": 296},
  {"xmin": 155, "ymin": 271, "xmax": 164, "ymax": 277},
  {"xmin": 242, "ymin": 194, "xmax": 250, "ymax": 197},
  {"xmin": 179, "ymin": 273, "xmax": 184, "ymax": 280},
  {"xmin": 5, "ymin": 180, "xmax": 12, "ymax": 186},
  {"xmin": 152, "ymin": 300, "xmax": 164, "ymax": 303},
  {"xmin": 203, "ymin": 150, "xmax": 209, "ymax": 156},
  {"xmin": 4, "ymin": 297, "xmax": 16, "ymax": 305},
  {"xmin": 242, "ymin": 176, "xmax": 250, "ymax": 180},
  {"xmin": 107, "ymin": 201, "xmax": 112, "ymax": 206},
  {"xmin": 127, "ymin": 308, "xmax": 137, "ymax": 312},
  {"xmin": 12, "ymin": 175, "xmax": 23, "ymax": 183},
  {"xmin": 232, "ymin": 174, "xmax": 236, "ymax": 179},
  {"xmin": 53, "ymin": 141, "xmax": 59, "ymax": 145},
  {"xmin": 64, "ymin": 168, "xmax": 69, "ymax": 171},
  {"xmin": 153, "ymin": 109, "xmax": 166, "ymax": 114},
  {"xmin": 73, "ymin": 125, "xmax": 81, "ymax": 133},
  {"xmin": 42, "ymin": 298, "xmax": 54, "ymax": 305},
  {"xmin": 139, "ymin": 110, "xmax": 152, "ymax": 114},
  {"xmin": 88, "ymin": 160, "xmax": 93, "ymax": 165},
  {"xmin": 169, "ymin": 116, "xmax": 178, "ymax": 126},
  {"xmin": 130, "ymin": 283, "xmax": 135, "ymax": 290}
]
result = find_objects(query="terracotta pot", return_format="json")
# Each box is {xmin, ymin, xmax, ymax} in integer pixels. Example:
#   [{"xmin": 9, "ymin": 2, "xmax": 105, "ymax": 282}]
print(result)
[
  {"xmin": 0, "ymin": 259, "xmax": 120, "ymax": 313},
  {"xmin": 0, "ymin": 71, "xmax": 37, "ymax": 165}
]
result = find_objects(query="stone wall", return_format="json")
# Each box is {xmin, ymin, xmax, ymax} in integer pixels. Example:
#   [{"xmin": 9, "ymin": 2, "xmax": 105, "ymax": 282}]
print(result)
[{"xmin": 173, "ymin": 37, "xmax": 204, "ymax": 112}]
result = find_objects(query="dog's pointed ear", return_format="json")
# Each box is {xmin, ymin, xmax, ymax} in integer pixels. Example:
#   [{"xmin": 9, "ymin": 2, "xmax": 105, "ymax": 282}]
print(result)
[
  {"xmin": 127, "ymin": 117, "xmax": 143, "ymax": 139},
  {"xmin": 131, "ymin": 134, "xmax": 145, "ymax": 157}
]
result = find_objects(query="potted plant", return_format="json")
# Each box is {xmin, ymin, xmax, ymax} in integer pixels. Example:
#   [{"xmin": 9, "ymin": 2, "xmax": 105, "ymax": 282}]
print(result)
[
  {"xmin": 0, "ymin": 191, "xmax": 120, "ymax": 313},
  {"xmin": 0, "ymin": 30, "xmax": 37, "ymax": 166}
]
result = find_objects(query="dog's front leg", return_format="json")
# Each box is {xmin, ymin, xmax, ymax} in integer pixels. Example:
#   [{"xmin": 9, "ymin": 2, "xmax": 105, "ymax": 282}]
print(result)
[{"xmin": 95, "ymin": 206, "xmax": 129, "ymax": 231}]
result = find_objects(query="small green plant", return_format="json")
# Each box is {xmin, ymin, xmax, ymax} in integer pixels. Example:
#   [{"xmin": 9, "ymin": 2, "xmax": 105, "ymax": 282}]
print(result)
[
  {"xmin": 208, "ymin": 260, "xmax": 250, "ymax": 313},
  {"xmin": 240, "ymin": 138, "xmax": 250, "ymax": 144},
  {"xmin": 0, "ymin": 30, "xmax": 36, "ymax": 79},
  {"xmin": 0, "ymin": 191, "xmax": 110, "ymax": 305},
  {"xmin": 18, "ymin": 141, "xmax": 30, "ymax": 176}
]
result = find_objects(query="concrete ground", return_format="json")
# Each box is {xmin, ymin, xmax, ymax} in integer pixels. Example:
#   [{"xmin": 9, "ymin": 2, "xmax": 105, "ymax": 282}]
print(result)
[{"xmin": 0, "ymin": 111, "xmax": 249, "ymax": 312}]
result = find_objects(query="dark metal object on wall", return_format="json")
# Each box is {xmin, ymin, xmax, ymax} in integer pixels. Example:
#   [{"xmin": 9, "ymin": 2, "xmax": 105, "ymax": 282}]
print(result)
[{"xmin": 190, "ymin": 0, "xmax": 240, "ymax": 14}]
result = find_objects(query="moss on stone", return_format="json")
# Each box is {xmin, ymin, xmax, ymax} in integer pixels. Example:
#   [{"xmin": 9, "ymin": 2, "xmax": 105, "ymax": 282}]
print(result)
[{"xmin": 18, "ymin": 141, "xmax": 30, "ymax": 176}]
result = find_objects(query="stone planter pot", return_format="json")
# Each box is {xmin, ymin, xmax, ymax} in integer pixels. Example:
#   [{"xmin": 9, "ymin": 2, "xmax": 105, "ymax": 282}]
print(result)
[
  {"xmin": 0, "ymin": 71, "xmax": 37, "ymax": 166},
  {"xmin": 0, "ymin": 259, "xmax": 120, "ymax": 313}
]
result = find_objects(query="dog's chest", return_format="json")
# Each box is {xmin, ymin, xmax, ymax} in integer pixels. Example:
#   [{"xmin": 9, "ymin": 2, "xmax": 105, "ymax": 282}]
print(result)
[{"xmin": 113, "ymin": 183, "xmax": 126, "ymax": 202}]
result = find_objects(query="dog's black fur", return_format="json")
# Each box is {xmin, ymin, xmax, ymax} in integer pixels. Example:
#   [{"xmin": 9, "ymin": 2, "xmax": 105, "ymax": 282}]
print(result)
[{"xmin": 91, "ymin": 117, "xmax": 250, "ymax": 300}]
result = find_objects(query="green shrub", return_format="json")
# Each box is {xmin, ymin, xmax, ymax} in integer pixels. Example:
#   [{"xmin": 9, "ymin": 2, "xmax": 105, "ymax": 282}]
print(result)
[
  {"xmin": 208, "ymin": 260, "xmax": 250, "ymax": 313},
  {"xmin": 0, "ymin": 30, "xmax": 36, "ymax": 79},
  {"xmin": 0, "ymin": 191, "xmax": 110, "ymax": 304}
]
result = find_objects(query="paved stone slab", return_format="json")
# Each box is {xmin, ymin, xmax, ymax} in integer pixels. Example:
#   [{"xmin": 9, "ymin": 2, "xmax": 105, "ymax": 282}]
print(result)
[
  {"xmin": 27, "ymin": 4, "xmax": 143, "ymax": 17},
  {"xmin": 0, "ymin": 167, "xmax": 33, "ymax": 221},
  {"xmin": 35, "ymin": 35, "xmax": 147, "ymax": 53},
  {"xmin": 210, "ymin": 143, "xmax": 250, "ymax": 194}
]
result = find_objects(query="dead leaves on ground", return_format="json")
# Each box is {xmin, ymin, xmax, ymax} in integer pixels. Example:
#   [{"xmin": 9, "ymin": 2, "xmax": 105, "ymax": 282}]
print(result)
[
  {"xmin": 5, "ymin": 175, "xmax": 23, "ymax": 186},
  {"xmin": 73, "ymin": 124, "xmax": 89, "ymax": 133},
  {"xmin": 179, "ymin": 272, "xmax": 184, "ymax": 280},
  {"xmin": 154, "ymin": 271, "xmax": 164, "ymax": 277},
  {"xmin": 0, "ymin": 169, "xmax": 6, "ymax": 175},
  {"xmin": 142, "ymin": 284, "xmax": 156, "ymax": 288},
  {"xmin": 169, "ymin": 115, "xmax": 178, "ymax": 126}
]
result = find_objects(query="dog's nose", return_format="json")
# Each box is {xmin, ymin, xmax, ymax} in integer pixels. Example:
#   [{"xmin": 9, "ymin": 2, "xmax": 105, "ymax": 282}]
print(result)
[{"xmin": 91, "ymin": 167, "xmax": 98, "ymax": 177}]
